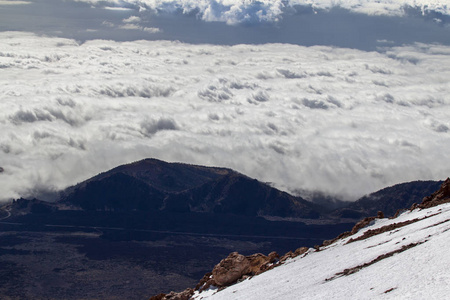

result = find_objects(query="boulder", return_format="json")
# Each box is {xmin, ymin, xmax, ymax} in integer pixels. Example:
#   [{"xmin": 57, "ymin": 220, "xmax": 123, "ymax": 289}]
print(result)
[{"xmin": 212, "ymin": 252, "xmax": 251, "ymax": 287}]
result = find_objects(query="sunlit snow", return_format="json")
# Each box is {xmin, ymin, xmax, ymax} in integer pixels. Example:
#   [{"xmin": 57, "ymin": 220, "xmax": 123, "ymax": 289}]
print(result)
[{"xmin": 196, "ymin": 203, "xmax": 450, "ymax": 299}]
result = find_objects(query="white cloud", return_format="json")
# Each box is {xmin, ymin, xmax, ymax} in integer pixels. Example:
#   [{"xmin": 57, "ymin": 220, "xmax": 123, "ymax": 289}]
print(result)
[
  {"xmin": 0, "ymin": 32, "xmax": 449, "ymax": 202},
  {"xmin": 0, "ymin": 0, "xmax": 31, "ymax": 5},
  {"xmin": 142, "ymin": 27, "xmax": 161, "ymax": 33},
  {"xmin": 123, "ymin": 16, "xmax": 142, "ymax": 23},
  {"xmin": 117, "ymin": 16, "xmax": 162, "ymax": 33},
  {"xmin": 73, "ymin": 0, "xmax": 450, "ymax": 24},
  {"xmin": 119, "ymin": 23, "xmax": 143, "ymax": 30}
]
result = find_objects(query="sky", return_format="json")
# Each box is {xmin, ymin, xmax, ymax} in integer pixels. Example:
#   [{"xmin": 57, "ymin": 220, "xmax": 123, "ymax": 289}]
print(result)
[{"xmin": 0, "ymin": 0, "xmax": 450, "ymax": 202}]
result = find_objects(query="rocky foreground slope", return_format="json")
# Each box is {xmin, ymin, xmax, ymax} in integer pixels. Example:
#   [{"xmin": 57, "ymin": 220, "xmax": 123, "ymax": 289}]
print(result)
[{"xmin": 153, "ymin": 178, "xmax": 450, "ymax": 300}]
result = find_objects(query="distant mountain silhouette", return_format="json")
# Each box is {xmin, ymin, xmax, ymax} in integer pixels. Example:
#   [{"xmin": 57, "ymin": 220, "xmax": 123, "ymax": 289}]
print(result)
[
  {"xmin": 61, "ymin": 159, "xmax": 322, "ymax": 219},
  {"xmin": 65, "ymin": 158, "xmax": 232, "ymax": 193},
  {"xmin": 333, "ymin": 180, "xmax": 443, "ymax": 218},
  {"xmin": 61, "ymin": 159, "xmax": 443, "ymax": 220}
]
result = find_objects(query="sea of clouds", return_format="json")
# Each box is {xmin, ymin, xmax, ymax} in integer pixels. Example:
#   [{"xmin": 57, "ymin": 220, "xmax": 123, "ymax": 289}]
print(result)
[
  {"xmin": 1, "ymin": 31, "xmax": 449, "ymax": 202},
  {"xmin": 73, "ymin": 0, "xmax": 450, "ymax": 24}
]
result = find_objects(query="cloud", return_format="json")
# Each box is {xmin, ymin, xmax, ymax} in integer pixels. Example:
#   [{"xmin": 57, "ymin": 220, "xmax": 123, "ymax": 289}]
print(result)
[
  {"xmin": 140, "ymin": 117, "xmax": 179, "ymax": 136},
  {"xmin": 118, "ymin": 23, "xmax": 161, "ymax": 33},
  {"xmin": 123, "ymin": 16, "xmax": 142, "ymax": 23},
  {"xmin": 1, "ymin": 32, "xmax": 450, "ymax": 203},
  {"xmin": 114, "ymin": 15, "xmax": 163, "ymax": 33},
  {"xmin": 73, "ymin": 0, "xmax": 450, "ymax": 25},
  {"xmin": 0, "ymin": 0, "xmax": 31, "ymax": 5}
]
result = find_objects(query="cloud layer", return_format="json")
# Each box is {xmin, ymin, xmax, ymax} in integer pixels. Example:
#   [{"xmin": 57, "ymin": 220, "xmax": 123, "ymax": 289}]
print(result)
[
  {"xmin": 73, "ymin": 0, "xmax": 450, "ymax": 24},
  {"xmin": 1, "ymin": 32, "xmax": 449, "ymax": 202}
]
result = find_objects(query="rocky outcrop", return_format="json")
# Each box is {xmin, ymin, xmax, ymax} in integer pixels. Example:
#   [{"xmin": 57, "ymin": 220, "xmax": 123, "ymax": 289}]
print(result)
[
  {"xmin": 212, "ymin": 252, "xmax": 251, "ymax": 287},
  {"xmin": 418, "ymin": 178, "xmax": 450, "ymax": 209},
  {"xmin": 279, "ymin": 247, "xmax": 308, "ymax": 263},
  {"xmin": 322, "ymin": 211, "xmax": 385, "ymax": 247},
  {"xmin": 346, "ymin": 217, "xmax": 421, "ymax": 244},
  {"xmin": 351, "ymin": 211, "xmax": 384, "ymax": 234},
  {"xmin": 149, "ymin": 288, "xmax": 194, "ymax": 300},
  {"xmin": 151, "ymin": 247, "xmax": 309, "ymax": 300}
]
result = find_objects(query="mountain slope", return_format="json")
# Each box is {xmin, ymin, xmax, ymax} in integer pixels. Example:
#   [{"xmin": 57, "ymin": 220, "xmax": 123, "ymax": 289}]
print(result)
[
  {"xmin": 61, "ymin": 158, "xmax": 441, "ymax": 220},
  {"xmin": 188, "ymin": 179, "xmax": 450, "ymax": 299},
  {"xmin": 334, "ymin": 180, "xmax": 443, "ymax": 218},
  {"xmin": 61, "ymin": 158, "xmax": 323, "ymax": 218},
  {"xmin": 63, "ymin": 158, "xmax": 232, "ymax": 194}
]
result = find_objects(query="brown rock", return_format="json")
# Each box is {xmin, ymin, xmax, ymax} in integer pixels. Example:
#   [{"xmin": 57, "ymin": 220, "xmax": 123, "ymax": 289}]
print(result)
[
  {"xmin": 195, "ymin": 272, "xmax": 215, "ymax": 292},
  {"xmin": 149, "ymin": 293, "xmax": 166, "ymax": 300},
  {"xmin": 279, "ymin": 247, "xmax": 309, "ymax": 263},
  {"xmin": 322, "ymin": 231, "xmax": 352, "ymax": 247},
  {"xmin": 392, "ymin": 209, "xmax": 404, "ymax": 219},
  {"xmin": 419, "ymin": 178, "xmax": 450, "ymax": 209},
  {"xmin": 267, "ymin": 251, "xmax": 279, "ymax": 263},
  {"xmin": 294, "ymin": 247, "xmax": 308, "ymax": 256},
  {"xmin": 377, "ymin": 211, "xmax": 384, "ymax": 219},
  {"xmin": 279, "ymin": 251, "xmax": 294, "ymax": 263},
  {"xmin": 351, "ymin": 216, "xmax": 376, "ymax": 234},
  {"xmin": 164, "ymin": 288, "xmax": 194, "ymax": 300},
  {"xmin": 347, "ymin": 217, "xmax": 421, "ymax": 244},
  {"xmin": 320, "ymin": 210, "xmax": 386, "ymax": 248},
  {"xmin": 246, "ymin": 253, "xmax": 270, "ymax": 275},
  {"xmin": 212, "ymin": 252, "xmax": 251, "ymax": 287}
]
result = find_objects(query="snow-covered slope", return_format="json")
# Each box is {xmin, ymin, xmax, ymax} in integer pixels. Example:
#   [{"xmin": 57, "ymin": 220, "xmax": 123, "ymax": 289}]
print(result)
[{"xmin": 195, "ymin": 203, "xmax": 450, "ymax": 299}]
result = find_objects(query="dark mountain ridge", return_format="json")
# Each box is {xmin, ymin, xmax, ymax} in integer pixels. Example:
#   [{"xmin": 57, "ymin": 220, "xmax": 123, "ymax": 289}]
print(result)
[
  {"xmin": 334, "ymin": 180, "xmax": 444, "ymax": 219},
  {"xmin": 65, "ymin": 158, "xmax": 233, "ymax": 193},
  {"xmin": 60, "ymin": 158, "xmax": 323, "ymax": 219},
  {"xmin": 59, "ymin": 158, "xmax": 442, "ymax": 221}
]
